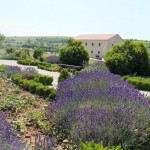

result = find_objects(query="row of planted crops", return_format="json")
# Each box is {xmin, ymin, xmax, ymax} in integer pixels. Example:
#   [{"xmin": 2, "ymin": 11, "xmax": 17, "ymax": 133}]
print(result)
[{"xmin": 0, "ymin": 64, "xmax": 150, "ymax": 149}]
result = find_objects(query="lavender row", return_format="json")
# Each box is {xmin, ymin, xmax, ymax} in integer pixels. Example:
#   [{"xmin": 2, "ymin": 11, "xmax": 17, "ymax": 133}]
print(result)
[{"xmin": 47, "ymin": 70, "xmax": 150, "ymax": 148}]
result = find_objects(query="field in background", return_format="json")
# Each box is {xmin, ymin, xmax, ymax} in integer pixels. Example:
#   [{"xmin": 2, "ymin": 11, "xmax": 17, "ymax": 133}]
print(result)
[{"xmin": 3, "ymin": 36, "xmax": 70, "ymax": 52}]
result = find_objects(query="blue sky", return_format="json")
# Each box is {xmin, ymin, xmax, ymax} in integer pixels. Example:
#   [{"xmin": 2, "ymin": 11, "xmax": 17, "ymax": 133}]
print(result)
[{"xmin": 0, "ymin": 0, "xmax": 150, "ymax": 40}]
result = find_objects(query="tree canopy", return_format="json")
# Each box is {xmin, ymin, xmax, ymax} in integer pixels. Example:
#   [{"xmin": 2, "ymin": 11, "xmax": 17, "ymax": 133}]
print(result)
[
  {"xmin": 33, "ymin": 48, "xmax": 44, "ymax": 60},
  {"xmin": 59, "ymin": 38, "xmax": 89, "ymax": 66},
  {"xmin": 105, "ymin": 39, "xmax": 149, "ymax": 75}
]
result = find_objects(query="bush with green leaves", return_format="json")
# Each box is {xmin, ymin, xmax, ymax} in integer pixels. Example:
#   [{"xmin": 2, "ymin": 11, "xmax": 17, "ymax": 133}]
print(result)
[
  {"xmin": 6, "ymin": 46, "xmax": 16, "ymax": 54},
  {"xmin": 59, "ymin": 38, "xmax": 89, "ymax": 66},
  {"xmin": 33, "ymin": 48, "xmax": 44, "ymax": 60},
  {"xmin": 123, "ymin": 76, "xmax": 150, "ymax": 91},
  {"xmin": 17, "ymin": 58, "xmax": 39, "ymax": 66},
  {"xmin": 58, "ymin": 68, "xmax": 70, "ymax": 82},
  {"xmin": 34, "ymin": 74, "xmax": 53, "ymax": 85},
  {"xmin": 78, "ymin": 141, "xmax": 123, "ymax": 150},
  {"xmin": 105, "ymin": 40, "xmax": 149, "ymax": 75}
]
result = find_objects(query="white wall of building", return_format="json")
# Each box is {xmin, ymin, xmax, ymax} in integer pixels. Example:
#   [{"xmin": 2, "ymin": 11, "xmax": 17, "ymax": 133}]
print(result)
[{"xmin": 78, "ymin": 34, "xmax": 123, "ymax": 58}]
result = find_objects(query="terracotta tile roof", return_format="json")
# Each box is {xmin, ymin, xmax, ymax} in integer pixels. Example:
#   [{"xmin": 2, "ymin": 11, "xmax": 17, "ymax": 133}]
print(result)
[{"xmin": 75, "ymin": 34, "xmax": 117, "ymax": 40}]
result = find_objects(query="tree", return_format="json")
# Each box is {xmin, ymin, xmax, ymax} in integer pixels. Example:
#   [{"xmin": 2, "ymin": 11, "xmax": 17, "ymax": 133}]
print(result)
[
  {"xmin": 33, "ymin": 48, "xmax": 44, "ymax": 60},
  {"xmin": 6, "ymin": 47, "xmax": 16, "ymax": 54},
  {"xmin": 0, "ymin": 33, "xmax": 5, "ymax": 46},
  {"xmin": 105, "ymin": 39, "xmax": 149, "ymax": 75},
  {"xmin": 58, "ymin": 68, "xmax": 70, "ymax": 82},
  {"xmin": 59, "ymin": 38, "xmax": 89, "ymax": 66}
]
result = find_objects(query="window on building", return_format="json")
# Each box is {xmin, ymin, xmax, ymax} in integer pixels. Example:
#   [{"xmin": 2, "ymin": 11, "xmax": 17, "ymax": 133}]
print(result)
[
  {"xmin": 98, "ymin": 51, "xmax": 100, "ymax": 54},
  {"xmin": 99, "ymin": 43, "xmax": 101, "ymax": 46},
  {"xmin": 92, "ymin": 43, "xmax": 94, "ymax": 46},
  {"xmin": 85, "ymin": 43, "xmax": 87, "ymax": 46},
  {"xmin": 91, "ymin": 51, "xmax": 93, "ymax": 53},
  {"xmin": 112, "ymin": 44, "xmax": 114, "ymax": 46}
]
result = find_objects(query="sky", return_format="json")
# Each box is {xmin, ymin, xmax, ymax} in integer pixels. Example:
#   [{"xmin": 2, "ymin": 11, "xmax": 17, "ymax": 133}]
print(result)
[{"xmin": 0, "ymin": 0, "xmax": 150, "ymax": 40}]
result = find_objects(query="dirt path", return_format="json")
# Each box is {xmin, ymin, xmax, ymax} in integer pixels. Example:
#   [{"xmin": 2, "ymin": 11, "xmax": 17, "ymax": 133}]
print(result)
[{"xmin": 0, "ymin": 60, "xmax": 60, "ymax": 88}]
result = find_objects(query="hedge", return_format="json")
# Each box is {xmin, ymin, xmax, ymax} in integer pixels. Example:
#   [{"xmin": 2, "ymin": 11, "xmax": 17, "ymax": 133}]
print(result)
[
  {"xmin": 123, "ymin": 76, "xmax": 150, "ymax": 91},
  {"xmin": 17, "ymin": 58, "xmax": 60, "ymax": 72},
  {"xmin": 11, "ymin": 75, "xmax": 56, "ymax": 99},
  {"xmin": 34, "ymin": 74, "xmax": 53, "ymax": 85}
]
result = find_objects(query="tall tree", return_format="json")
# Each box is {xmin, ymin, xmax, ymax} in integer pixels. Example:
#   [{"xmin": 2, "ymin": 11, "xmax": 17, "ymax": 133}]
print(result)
[
  {"xmin": 105, "ymin": 39, "xmax": 149, "ymax": 75},
  {"xmin": 59, "ymin": 38, "xmax": 89, "ymax": 66}
]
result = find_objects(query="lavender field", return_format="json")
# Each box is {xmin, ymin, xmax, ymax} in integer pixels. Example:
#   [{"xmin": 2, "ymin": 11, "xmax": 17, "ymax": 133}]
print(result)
[
  {"xmin": 0, "ymin": 67, "xmax": 150, "ymax": 149},
  {"xmin": 46, "ymin": 70, "xmax": 150, "ymax": 149}
]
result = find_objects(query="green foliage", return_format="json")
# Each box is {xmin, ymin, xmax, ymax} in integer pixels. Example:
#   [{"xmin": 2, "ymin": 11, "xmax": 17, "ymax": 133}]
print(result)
[
  {"xmin": 0, "ymin": 65, "xmax": 7, "ymax": 72},
  {"xmin": 11, "ymin": 74, "xmax": 22, "ymax": 85},
  {"xmin": 10, "ymin": 73, "xmax": 56, "ymax": 99},
  {"xmin": 0, "ymin": 33, "xmax": 5, "ymax": 46},
  {"xmin": 36, "ymin": 85, "xmax": 45, "ymax": 96},
  {"xmin": 33, "ymin": 48, "xmax": 44, "ymax": 59},
  {"xmin": 59, "ymin": 38, "xmax": 89, "ymax": 66},
  {"xmin": 6, "ymin": 47, "xmax": 16, "ymax": 54},
  {"xmin": 26, "ymin": 110, "xmax": 50, "ymax": 131},
  {"xmin": 0, "ymin": 95, "xmax": 25, "ymax": 112},
  {"xmin": 12, "ymin": 120, "xmax": 21, "ymax": 132},
  {"xmin": 79, "ymin": 141, "xmax": 123, "ymax": 150},
  {"xmin": 34, "ymin": 74, "xmax": 53, "ymax": 85},
  {"xmin": 123, "ymin": 76, "xmax": 150, "ymax": 91},
  {"xmin": 58, "ymin": 68, "xmax": 70, "ymax": 82},
  {"xmin": 105, "ymin": 40, "xmax": 149, "ymax": 75},
  {"xmin": 17, "ymin": 58, "xmax": 39, "ymax": 66}
]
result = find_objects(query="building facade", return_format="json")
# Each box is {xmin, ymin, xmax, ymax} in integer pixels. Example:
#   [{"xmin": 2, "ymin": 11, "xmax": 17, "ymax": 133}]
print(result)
[{"xmin": 75, "ymin": 34, "xmax": 123, "ymax": 59}]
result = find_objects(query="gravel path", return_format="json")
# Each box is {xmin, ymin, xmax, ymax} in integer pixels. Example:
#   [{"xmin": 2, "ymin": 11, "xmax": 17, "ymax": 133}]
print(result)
[
  {"xmin": 0, "ymin": 60, "xmax": 60, "ymax": 88},
  {"xmin": 140, "ymin": 90, "xmax": 150, "ymax": 97}
]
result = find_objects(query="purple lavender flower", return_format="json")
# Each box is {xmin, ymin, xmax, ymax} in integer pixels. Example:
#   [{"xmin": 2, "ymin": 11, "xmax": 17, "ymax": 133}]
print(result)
[
  {"xmin": 47, "ymin": 70, "xmax": 150, "ymax": 148},
  {"xmin": 4, "ymin": 66, "xmax": 22, "ymax": 77},
  {"xmin": 44, "ymin": 55, "xmax": 59, "ymax": 64},
  {"xmin": 0, "ymin": 112, "xmax": 28, "ymax": 150}
]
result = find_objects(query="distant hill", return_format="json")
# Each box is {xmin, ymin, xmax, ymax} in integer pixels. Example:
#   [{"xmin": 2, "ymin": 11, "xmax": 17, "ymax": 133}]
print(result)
[{"xmin": 4, "ymin": 36, "xmax": 70, "ymax": 52}]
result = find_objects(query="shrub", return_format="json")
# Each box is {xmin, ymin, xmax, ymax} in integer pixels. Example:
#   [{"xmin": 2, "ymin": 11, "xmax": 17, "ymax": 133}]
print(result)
[
  {"xmin": 79, "ymin": 141, "xmax": 123, "ymax": 150},
  {"xmin": 105, "ymin": 40, "xmax": 149, "ymax": 75},
  {"xmin": 58, "ymin": 68, "xmax": 70, "ymax": 82},
  {"xmin": 11, "ymin": 74, "xmax": 56, "ymax": 99},
  {"xmin": 36, "ymin": 85, "xmax": 45, "ymax": 96},
  {"xmin": 47, "ymin": 70, "xmax": 150, "ymax": 149},
  {"xmin": 124, "ymin": 76, "xmax": 150, "ymax": 91},
  {"xmin": 34, "ymin": 74, "xmax": 53, "ymax": 85},
  {"xmin": 48, "ymin": 88, "xmax": 56, "ymax": 99},
  {"xmin": 29, "ymin": 81, "xmax": 39, "ymax": 94},
  {"xmin": 17, "ymin": 58, "xmax": 39, "ymax": 66},
  {"xmin": 33, "ymin": 48, "xmax": 44, "ymax": 60},
  {"xmin": 6, "ymin": 46, "xmax": 16, "ymax": 54},
  {"xmin": 11, "ymin": 74, "xmax": 22, "ymax": 85}
]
